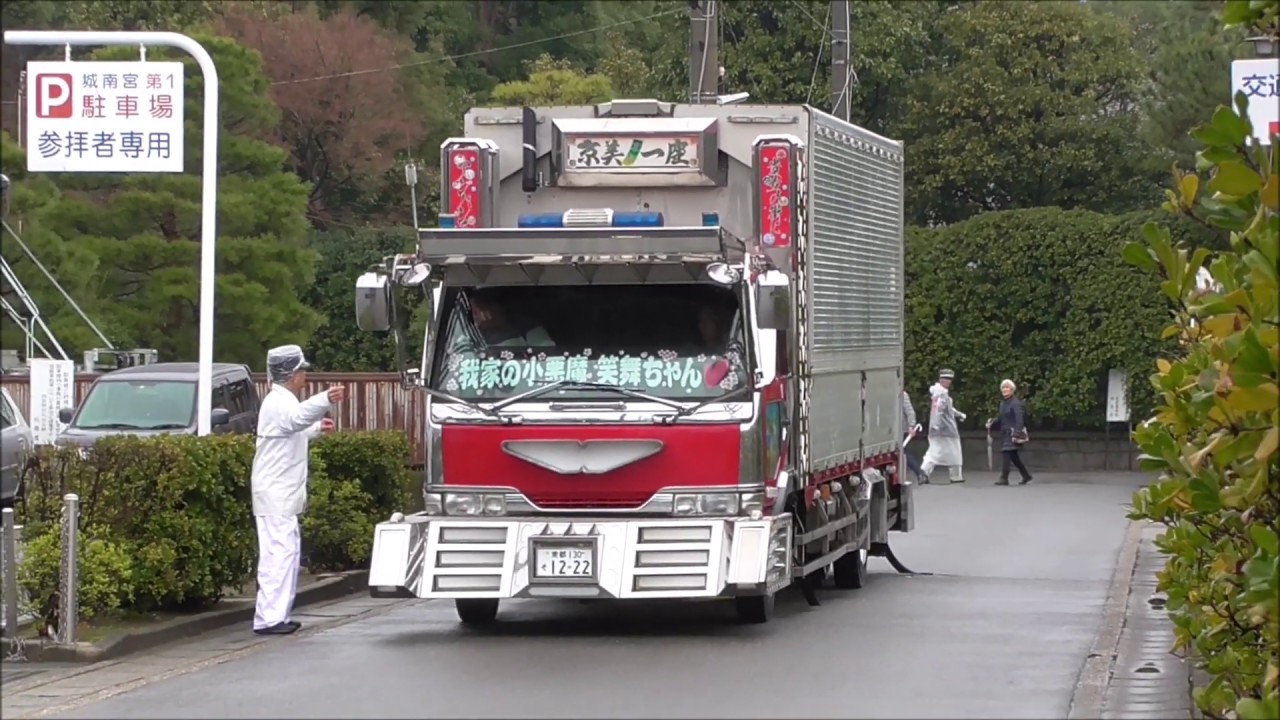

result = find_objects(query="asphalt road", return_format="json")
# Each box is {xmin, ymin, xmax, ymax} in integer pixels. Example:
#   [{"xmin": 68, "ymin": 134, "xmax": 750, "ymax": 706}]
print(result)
[{"xmin": 58, "ymin": 472, "xmax": 1148, "ymax": 720}]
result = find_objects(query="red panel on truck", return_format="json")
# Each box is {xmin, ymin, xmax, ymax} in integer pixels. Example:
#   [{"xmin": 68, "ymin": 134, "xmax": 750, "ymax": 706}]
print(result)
[{"xmin": 441, "ymin": 424, "xmax": 740, "ymax": 509}]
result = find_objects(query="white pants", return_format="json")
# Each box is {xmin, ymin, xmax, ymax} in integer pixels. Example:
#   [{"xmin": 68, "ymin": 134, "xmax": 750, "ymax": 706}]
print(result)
[
  {"xmin": 254, "ymin": 514, "xmax": 301, "ymax": 630},
  {"xmin": 920, "ymin": 457, "xmax": 964, "ymax": 482}
]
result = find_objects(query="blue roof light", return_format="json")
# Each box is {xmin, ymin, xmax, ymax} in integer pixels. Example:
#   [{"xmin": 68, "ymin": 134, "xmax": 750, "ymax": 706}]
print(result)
[
  {"xmin": 438, "ymin": 214, "xmax": 457, "ymax": 229},
  {"xmin": 702, "ymin": 212, "xmax": 720, "ymax": 227},
  {"xmin": 516, "ymin": 211, "xmax": 666, "ymax": 229}
]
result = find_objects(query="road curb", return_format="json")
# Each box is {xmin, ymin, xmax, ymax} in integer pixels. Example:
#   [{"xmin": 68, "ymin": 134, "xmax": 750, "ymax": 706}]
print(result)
[
  {"xmin": 1068, "ymin": 519, "xmax": 1146, "ymax": 720},
  {"xmin": 16, "ymin": 570, "xmax": 368, "ymax": 664}
]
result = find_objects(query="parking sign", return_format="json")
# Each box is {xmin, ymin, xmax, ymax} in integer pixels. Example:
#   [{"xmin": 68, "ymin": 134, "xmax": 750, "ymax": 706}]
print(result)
[{"xmin": 25, "ymin": 61, "xmax": 185, "ymax": 173}]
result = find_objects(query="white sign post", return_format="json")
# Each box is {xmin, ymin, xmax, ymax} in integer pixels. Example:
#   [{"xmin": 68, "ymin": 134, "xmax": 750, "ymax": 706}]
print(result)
[
  {"xmin": 5, "ymin": 31, "xmax": 220, "ymax": 435},
  {"xmin": 25, "ymin": 61, "xmax": 185, "ymax": 173},
  {"xmin": 1106, "ymin": 369, "xmax": 1130, "ymax": 423},
  {"xmin": 27, "ymin": 358, "xmax": 76, "ymax": 445},
  {"xmin": 1231, "ymin": 58, "xmax": 1279, "ymax": 146}
]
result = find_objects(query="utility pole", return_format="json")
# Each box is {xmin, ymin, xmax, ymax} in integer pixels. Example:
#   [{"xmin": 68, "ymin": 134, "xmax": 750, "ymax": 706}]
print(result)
[
  {"xmin": 830, "ymin": 0, "xmax": 851, "ymax": 121},
  {"xmin": 689, "ymin": 0, "xmax": 719, "ymax": 104}
]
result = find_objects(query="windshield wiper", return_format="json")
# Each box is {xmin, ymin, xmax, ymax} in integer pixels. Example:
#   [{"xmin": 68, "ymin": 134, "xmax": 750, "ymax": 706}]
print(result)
[
  {"xmin": 77, "ymin": 422, "xmax": 147, "ymax": 430},
  {"xmin": 144, "ymin": 423, "xmax": 189, "ymax": 430},
  {"xmin": 420, "ymin": 386, "xmax": 513, "ymax": 423},
  {"xmin": 491, "ymin": 380, "xmax": 687, "ymax": 411},
  {"xmin": 658, "ymin": 385, "xmax": 753, "ymax": 424}
]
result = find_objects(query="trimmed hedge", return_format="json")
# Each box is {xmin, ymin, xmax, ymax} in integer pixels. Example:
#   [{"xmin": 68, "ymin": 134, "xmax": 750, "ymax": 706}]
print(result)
[
  {"xmin": 16, "ymin": 431, "xmax": 414, "ymax": 626},
  {"xmin": 904, "ymin": 207, "xmax": 1212, "ymax": 429}
]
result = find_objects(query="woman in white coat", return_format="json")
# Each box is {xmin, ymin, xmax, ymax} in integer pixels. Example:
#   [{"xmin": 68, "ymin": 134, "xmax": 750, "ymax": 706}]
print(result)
[
  {"xmin": 251, "ymin": 345, "xmax": 346, "ymax": 636},
  {"xmin": 921, "ymin": 368, "xmax": 967, "ymax": 484}
]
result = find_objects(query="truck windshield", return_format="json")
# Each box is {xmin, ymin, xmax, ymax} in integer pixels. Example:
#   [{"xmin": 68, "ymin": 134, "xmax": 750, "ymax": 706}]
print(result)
[
  {"xmin": 73, "ymin": 380, "xmax": 196, "ymax": 430},
  {"xmin": 432, "ymin": 284, "xmax": 748, "ymax": 401}
]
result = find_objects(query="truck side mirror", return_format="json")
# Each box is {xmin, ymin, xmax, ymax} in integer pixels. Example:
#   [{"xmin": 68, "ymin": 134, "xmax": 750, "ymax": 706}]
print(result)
[
  {"xmin": 210, "ymin": 408, "xmax": 231, "ymax": 427},
  {"xmin": 58, "ymin": 407, "xmax": 74, "ymax": 424},
  {"xmin": 755, "ymin": 284, "xmax": 790, "ymax": 331},
  {"xmin": 355, "ymin": 272, "xmax": 393, "ymax": 332}
]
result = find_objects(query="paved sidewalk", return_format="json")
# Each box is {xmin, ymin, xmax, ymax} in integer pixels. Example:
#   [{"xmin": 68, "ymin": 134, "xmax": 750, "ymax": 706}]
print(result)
[
  {"xmin": 1099, "ymin": 523, "xmax": 1196, "ymax": 720},
  {"xmin": 0, "ymin": 593, "xmax": 409, "ymax": 719}
]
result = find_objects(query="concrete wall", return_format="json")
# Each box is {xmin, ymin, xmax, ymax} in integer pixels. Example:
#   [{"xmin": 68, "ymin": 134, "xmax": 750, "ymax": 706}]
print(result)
[{"xmin": 906, "ymin": 431, "xmax": 1141, "ymax": 473}]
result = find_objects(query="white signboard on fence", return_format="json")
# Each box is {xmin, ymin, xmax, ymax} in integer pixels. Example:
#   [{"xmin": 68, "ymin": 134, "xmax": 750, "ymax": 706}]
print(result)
[
  {"xmin": 1231, "ymin": 58, "xmax": 1279, "ymax": 146},
  {"xmin": 25, "ymin": 61, "xmax": 185, "ymax": 173},
  {"xmin": 1106, "ymin": 368, "xmax": 1130, "ymax": 423},
  {"xmin": 27, "ymin": 358, "xmax": 76, "ymax": 445}
]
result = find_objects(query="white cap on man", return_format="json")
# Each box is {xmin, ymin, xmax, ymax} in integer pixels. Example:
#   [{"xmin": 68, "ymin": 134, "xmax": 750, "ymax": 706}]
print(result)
[
  {"xmin": 266, "ymin": 344, "xmax": 311, "ymax": 384},
  {"xmin": 939, "ymin": 368, "xmax": 955, "ymax": 380}
]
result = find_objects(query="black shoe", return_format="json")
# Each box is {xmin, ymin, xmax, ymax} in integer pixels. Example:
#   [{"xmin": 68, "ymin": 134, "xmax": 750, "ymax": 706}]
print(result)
[
  {"xmin": 287, "ymin": 621, "xmax": 302, "ymax": 630},
  {"xmin": 1019, "ymin": 476, "xmax": 1033, "ymax": 485},
  {"xmin": 995, "ymin": 478, "xmax": 1009, "ymax": 486},
  {"xmin": 254, "ymin": 622, "xmax": 299, "ymax": 636}
]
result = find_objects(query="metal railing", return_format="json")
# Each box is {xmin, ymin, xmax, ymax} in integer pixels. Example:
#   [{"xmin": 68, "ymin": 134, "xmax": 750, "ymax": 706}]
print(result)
[{"xmin": 2, "ymin": 494, "xmax": 79, "ymax": 661}]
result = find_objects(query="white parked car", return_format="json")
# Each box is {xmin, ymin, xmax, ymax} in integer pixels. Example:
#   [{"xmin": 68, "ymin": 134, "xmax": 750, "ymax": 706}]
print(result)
[{"xmin": 0, "ymin": 386, "xmax": 34, "ymax": 507}]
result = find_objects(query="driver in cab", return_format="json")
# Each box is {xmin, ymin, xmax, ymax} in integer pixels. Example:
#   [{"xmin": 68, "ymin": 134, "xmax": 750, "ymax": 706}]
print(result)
[{"xmin": 453, "ymin": 290, "xmax": 553, "ymax": 350}]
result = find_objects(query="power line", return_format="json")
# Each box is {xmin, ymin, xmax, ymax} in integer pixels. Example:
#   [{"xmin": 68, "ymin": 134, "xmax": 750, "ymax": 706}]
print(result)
[{"xmin": 271, "ymin": 8, "xmax": 684, "ymax": 87}]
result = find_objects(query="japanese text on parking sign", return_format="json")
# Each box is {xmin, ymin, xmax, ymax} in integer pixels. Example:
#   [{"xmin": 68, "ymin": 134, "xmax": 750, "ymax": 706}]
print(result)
[{"xmin": 26, "ymin": 61, "xmax": 185, "ymax": 173}]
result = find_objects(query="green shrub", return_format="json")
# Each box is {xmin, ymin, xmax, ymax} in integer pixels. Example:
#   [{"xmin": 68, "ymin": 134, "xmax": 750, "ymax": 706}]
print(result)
[
  {"xmin": 1125, "ymin": 72, "xmax": 1279, "ymax": 720},
  {"xmin": 310, "ymin": 430, "xmax": 414, "ymax": 519},
  {"xmin": 20, "ymin": 435, "xmax": 258, "ymax": 613},
  {"xmin": 15, "ymin": 430, "xmax": 414, "ymax": 624},
  {"xmin": 18, "ymin": 528, "xmax": 135, "ymax": 626},
  {"xmin": 300, "ymin": 473, "xmax": 377, "ymax": 573},
  {"xmin": 904, "ymin": 207, "xmax": 1209, "ymax": 428}
]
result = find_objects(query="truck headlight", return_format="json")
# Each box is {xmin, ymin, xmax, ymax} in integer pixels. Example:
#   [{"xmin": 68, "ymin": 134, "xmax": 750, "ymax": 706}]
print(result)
[
  {"xmin": 443, "ymin": 493, "xmax": 507, "ymax": 516},
  {"xmin": 424, "ymin": 492, "xmax": 443, "ymax": 515},
  {"xmin": 674, "ymin": 492, "xmax": 740, "ymax": 516}
]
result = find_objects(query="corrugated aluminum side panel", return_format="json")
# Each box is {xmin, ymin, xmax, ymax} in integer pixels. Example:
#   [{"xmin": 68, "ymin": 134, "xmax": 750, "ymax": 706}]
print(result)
[
  {"xmin": 0, "ymin": 372, "xmax": 427, "ymax": 466},
  {"xmin": 802, "ymin": 110, "xmax": 906, "ymax": 474}
]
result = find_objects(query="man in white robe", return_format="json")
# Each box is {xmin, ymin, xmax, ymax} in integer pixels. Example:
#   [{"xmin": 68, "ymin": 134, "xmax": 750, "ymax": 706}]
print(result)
[
  {"xmin": 251, "ymin": 345, "xmax": 346, "ymax": 635},
  {"xmin": 921, "ymin": 368, "xmax": 967, "ymax": 484}
]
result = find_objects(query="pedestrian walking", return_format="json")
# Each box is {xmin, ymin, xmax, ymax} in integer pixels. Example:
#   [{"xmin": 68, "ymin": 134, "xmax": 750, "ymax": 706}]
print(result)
[
  {"xmin": 920, "ymin": 369, "xmax": 968, "ymax": 484},
  {"xmin": 901, "ymin": 390, "xmax": 926, "ymax": 483},
  {"xmin": 986, "ymin": 379, "xmax": 1033, "ymax": 486},
  {"xmin": 251, "ymin": 345, "xmax": 346, "ymax": 636}
]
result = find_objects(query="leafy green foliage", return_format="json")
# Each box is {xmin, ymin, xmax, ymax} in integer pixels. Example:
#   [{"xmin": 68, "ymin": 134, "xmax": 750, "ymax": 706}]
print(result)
[
  {"xmin": 16, "ymin": 431, "xmax": 415, "ymax": 627},
  {"xmin": 304, "ymin": 227, "xmax": 417, "ymax": 372},
  {"xmin": 1125, "ymin": 33, "xmax": 1280, "ymax": 716},
  {"xmin": 490, "ymin": 55, "xmax": 615, "ymax": 106},
  {"xmin": 905, "ymin": 207, "xmax": 1195, "ymax": 427},
  {"xmin": 898, "ymin": 1, "xmax": 1161, "ymax": 225}
]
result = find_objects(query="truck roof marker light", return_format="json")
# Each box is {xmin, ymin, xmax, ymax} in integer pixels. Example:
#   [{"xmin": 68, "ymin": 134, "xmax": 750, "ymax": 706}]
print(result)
[
  {"xmin": 438, "ymin": 214, "xmax": 457, "ymax": 229},
  {"xmin": 702, "ymin": 212, "xmax": 720, "ymax": 227},
  {"xmin": 516, "ymin": 211, "xmax": 666, "ymax": 229}
]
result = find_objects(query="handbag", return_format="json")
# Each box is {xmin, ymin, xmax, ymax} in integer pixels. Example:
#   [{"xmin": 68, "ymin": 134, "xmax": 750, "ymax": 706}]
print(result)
[{"xmin": 1012, "ymin": 429, "xmax": 1030, "ymax": 445}]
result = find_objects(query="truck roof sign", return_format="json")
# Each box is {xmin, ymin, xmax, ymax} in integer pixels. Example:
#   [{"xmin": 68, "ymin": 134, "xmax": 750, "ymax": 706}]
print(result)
[{"xmin": 553, "ymin": 117, "xmax": 718, "ymax": 188}]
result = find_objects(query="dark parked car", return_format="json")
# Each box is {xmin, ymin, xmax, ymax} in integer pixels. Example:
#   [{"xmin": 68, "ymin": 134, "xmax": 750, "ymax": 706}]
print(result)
[{"xmin": 56, "ymin": 362, "xmax": 260, "ymax": 448}]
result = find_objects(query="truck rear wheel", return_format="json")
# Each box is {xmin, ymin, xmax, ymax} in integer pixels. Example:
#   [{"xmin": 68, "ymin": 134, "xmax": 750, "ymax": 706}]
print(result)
[
  {"xmin": 833, "ymin": 546, "xmax": 868, "ymax": 589},
  {"xmin": 734, "ymin": 593, "xmax": 775, "ymax": 624},
  {"xmin": 455, "ymin": 598, "xmax": 499, "ymax": 626}
]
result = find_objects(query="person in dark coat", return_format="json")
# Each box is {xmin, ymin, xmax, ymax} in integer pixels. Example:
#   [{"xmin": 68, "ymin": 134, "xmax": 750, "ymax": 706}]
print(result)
[{"xmin": 985, "ymin": 379, "xmax": 1032, "ymax": 486}]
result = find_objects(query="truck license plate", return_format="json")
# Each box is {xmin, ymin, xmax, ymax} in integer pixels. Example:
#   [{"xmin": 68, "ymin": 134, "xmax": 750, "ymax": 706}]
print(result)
[{"xmin": 533, "ymin": 542, "xmax": 594, "ymax": 579}]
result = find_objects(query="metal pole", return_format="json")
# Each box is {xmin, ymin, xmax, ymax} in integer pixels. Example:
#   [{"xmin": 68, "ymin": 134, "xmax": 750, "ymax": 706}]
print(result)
[
  {"xmin": 4, "ymin": 30, "xmax": 221, "ymax": 435},
  {"xmin": 58, "ymin": 493, "xmax": 78, "ymax": 645},
  {"xmin": 830, "ymin": 0, "xmax": 851, "ymax": 121},
  {"xmin": 688, "ymin": 1, "xmax": 719, "ymax": 104},
  {"xmin": 2, "ymin": 508, "xmax": 18, "ymax": 638}
]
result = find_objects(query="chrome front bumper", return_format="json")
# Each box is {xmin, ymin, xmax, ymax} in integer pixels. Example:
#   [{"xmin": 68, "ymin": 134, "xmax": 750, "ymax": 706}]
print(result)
[{"xmin": 368, "ymin": 515, "xmax": 794, "ymax": 600}]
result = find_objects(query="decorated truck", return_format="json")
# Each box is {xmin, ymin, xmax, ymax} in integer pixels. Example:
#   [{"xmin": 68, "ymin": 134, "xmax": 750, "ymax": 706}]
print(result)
[{"xmin": 354, "ymin": 98, "xmax": 912, "ymax": 625}]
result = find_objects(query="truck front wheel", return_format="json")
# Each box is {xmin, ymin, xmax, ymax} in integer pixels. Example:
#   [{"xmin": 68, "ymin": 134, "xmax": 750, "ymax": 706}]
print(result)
[
  {"xmin": 455, "ymin": 598, "xmax": 499, "ymax": 626},
  {"xmin": 734, "ymin": 593, "xmax": 775, "ymax": 624},
  {"xmin": 833, "ymin": 545, "xmax": 869, "ymax": 589}
]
